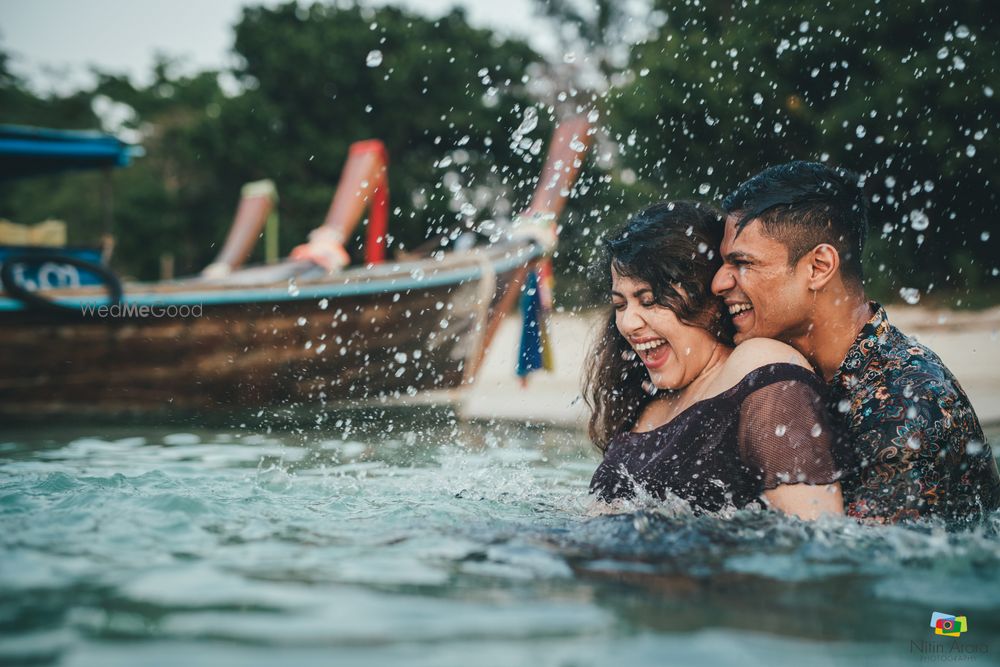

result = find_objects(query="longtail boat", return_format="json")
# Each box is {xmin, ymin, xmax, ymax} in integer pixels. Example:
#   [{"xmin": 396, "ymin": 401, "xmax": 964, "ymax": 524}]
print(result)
[{"xmin": 0, "ymin": 118, "xmax": 592, "ymax": 419}]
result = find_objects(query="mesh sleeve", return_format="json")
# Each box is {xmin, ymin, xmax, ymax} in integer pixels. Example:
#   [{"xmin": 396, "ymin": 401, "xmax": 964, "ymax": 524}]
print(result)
[{"xmin": 737, "ymin": 377, "xmax": 842, "ymax": 489}]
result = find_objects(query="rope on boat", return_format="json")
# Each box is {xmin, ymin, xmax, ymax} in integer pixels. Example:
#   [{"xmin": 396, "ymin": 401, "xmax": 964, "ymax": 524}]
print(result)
[
  {"xmin": 461, "ymin": 252, "xmax": 498, "ymax": 387},
  {"xmin": 0, "ymin": 253, "xmax": 122, "ymax": 315}
]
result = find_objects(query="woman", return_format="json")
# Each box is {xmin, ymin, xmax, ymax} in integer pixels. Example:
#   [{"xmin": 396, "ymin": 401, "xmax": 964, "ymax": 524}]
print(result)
[{"xmin": 585, "ymin": 201, "xmax": 845, "ymax": 520}]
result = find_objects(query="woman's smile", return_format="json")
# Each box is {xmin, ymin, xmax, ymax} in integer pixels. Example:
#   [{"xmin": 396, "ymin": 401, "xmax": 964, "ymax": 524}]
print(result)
[{"xmin": 632, "ymin": 337, "xmax": 672, "ymax": 369}]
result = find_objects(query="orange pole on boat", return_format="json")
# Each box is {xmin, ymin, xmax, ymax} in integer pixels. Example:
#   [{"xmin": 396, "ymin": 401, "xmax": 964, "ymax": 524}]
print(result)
[
  {"xmin": 464, "ymin": 115, "xmax": 593, "ymax": 382},
  {"xmin": 525, "ymin": 115, "xmax": 591, "ymax": 222},
  {"xmin": 291, "ymin": 140, "xmax": 389, "ymax": 272},
  {"xmin": 202, "ymin": 180, "xmax": 277, "ymax": 278}
]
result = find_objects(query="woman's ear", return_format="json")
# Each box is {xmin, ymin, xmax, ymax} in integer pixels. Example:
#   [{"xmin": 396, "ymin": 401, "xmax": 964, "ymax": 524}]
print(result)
[{"xmin": 804, "ymin": 243, "xmax": 840, "ymax": 290}]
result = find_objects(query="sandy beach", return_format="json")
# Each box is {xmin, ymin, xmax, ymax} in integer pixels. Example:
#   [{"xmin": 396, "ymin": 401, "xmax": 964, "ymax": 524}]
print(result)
[{"xmin": 463, "ymin": 305, "xmax": 1000, "ymax": 427}]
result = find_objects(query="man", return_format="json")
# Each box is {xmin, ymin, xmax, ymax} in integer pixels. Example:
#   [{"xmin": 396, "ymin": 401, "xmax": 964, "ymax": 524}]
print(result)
[{"xmin": 711, "ymin": 161, "xmax": 1000, "ymax": 523}]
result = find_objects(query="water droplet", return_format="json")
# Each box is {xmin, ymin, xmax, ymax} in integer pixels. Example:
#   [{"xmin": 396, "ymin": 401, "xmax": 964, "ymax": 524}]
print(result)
[
  {"xmin": 956, "ymin": 25, "xmax": 970, "ymax": 39},
  {"xmin": 855, "ymin": 124, "xmax": 866, "ymax": 138},
  {"xmin": 985, "ymin": 86, "xmax": 995, "ymax": 98},
  {"xmin": 587, "ymin": 109, "xmax": 600, "ymax": 123},
  {"xmin": 905, "ymin": 436, "xmax": 921, "ymax": 450},
  {"xmin": 514, "ymin": 107, "xmax": 538, "ymax": 138},
  {"xmin": 981, "ymin": 231, "xmax": 991, "ymax": 242},
  {"xmin": 287, "ymin": 279, "xmax": 300, "ymax": 297},
  {"xmin": 967, "ymin": 440, "xmax": 984, "ymax": 455},
  {"xmin": 937, "ymin": 46, "xmax": 949, "ymax": 59},
  {"xmin": 909, "ymin": 209, "xmax": 930, "ymax": 231},
  {"xmin": 319, "ymin": 298, "xmax": 329, "ymax": 310},
  {"xmin": 773, "ymin": 122, "xmax": 783, "ymax": 133},
  {"xmin": 810, "ymin": 423, "xmax": 823, "ymax": 437},
  {"xmin": 775, "ymin": 424, "xmax": 787, "ymax": 437},
  {"xmin": 394, "ymin": 352, "xmax": 408, "ymax": 364},
  {"xmin": 899, "ymin": 287, "xmax": 921, "ymax": 305},
  {"xmin": 966, "ymin": 144, "xmax": 976, "ymax": 157},
  {"xmin": 753, "ymin": 92, "xmax": 764, "ymax": 105},
  {"xmin": 837, "ymin": 399, "xmax": 851, "ymax": 413},
  {"xmin": 366, "ymin": 50, "xmax": 383, "ymax": 67},
  {"xmin": 698, "ymin": 183, "xmax": 711, "ymax": 195}
]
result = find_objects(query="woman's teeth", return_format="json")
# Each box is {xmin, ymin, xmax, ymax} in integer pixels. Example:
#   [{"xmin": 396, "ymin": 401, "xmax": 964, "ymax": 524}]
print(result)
[
  {"xmin": 728, "ymin": 303, "xmax": 753, "ymax": 315},
  {"xmin": 633, "ymin": 339, "xmax": 666, "ymax": 352}
]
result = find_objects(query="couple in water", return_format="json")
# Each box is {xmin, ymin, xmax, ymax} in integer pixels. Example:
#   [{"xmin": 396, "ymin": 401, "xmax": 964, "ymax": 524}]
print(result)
[{"xmin": 586, "ymin": 161, "xmax": 1000, "ymax": 524}]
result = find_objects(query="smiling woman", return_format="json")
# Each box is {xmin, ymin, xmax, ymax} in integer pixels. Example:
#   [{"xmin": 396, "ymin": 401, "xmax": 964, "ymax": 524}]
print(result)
[{"xmin": 584, "ymin": 201, "xmax": 848, "ymax": 520}]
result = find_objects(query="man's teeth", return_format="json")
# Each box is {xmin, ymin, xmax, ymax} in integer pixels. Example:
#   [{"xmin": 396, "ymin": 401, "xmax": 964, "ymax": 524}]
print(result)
[
  {"xmin": 728, "ymin": 303, "xmax": 753, "ymax": 315},
  {"xmin": 634, "ymin": 339, "xmax": 666, "ymax": 352}
]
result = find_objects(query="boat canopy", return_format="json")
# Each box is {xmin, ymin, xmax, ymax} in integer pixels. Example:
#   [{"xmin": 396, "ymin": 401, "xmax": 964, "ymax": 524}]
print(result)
[{"xmin": 0, "ymin": 124, "xmax": 141, "ymax": 181}]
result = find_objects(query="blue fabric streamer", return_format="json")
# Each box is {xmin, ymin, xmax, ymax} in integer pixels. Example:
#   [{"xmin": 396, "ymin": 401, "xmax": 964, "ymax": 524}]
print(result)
[{"xmin": 516, "ymin": 270, "xmax": 543, "ymax": 378}]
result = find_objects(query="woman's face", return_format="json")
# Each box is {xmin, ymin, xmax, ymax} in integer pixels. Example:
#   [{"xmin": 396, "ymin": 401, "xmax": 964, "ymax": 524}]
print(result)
[{"xmin": 611, "ymin": 266, "xmax": 721, "ymax": 391}]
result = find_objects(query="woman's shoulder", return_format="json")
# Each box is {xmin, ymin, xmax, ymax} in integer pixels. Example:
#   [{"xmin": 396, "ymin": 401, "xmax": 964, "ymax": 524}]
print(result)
[
  {"xmin": 728, "ymin": 338, "xmax": 810, "ymax": 371},
  {"xmin": 715, "ymin": 339, "xmax": 815, "ymax": 393}
]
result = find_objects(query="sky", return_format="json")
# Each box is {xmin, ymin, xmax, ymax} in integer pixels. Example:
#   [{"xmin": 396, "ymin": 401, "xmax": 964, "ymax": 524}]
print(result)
[{"xmin": 0, "ymin": 0, "xmax": 552, "ymax": 93}]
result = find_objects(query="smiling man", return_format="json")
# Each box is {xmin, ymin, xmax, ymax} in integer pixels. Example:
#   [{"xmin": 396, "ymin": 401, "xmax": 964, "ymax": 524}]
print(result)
[{"xmin": 712, "ymin": 161, "xmax": 1000, "ymax": 524}]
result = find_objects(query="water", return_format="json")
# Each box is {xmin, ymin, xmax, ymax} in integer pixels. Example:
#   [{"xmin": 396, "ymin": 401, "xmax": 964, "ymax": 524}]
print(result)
[{"xmin": 2, "ymin": 416, "xmax": 999, "ymax": 666}]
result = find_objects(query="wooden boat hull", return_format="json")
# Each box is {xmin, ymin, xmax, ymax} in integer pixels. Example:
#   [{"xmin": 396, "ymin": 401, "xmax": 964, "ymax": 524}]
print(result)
[{"xmin": 0, "ymin": 241, "xmax": 538, "ymax": 418}]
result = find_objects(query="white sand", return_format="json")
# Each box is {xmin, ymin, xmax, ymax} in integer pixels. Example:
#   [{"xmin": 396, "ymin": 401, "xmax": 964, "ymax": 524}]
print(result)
[{"xmin": 462, "ymin": 305, "xmax": 1000, "ymax": 427}]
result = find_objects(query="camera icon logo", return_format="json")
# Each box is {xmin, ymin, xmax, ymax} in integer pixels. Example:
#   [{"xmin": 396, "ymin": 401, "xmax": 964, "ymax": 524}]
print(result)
[{"xmin": 930, "ymin": 612, "xmax": 967, "ymax": 637}]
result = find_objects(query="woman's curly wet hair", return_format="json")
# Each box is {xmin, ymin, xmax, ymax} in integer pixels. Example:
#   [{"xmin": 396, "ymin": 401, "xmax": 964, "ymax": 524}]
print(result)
[{"xmin": 584, "ymin": 200, "xmax": 733, "ymax": 452}]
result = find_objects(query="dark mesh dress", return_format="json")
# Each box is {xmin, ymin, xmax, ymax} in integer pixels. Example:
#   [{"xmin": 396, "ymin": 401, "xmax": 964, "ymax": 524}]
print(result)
[{"xmin": 590, "ymin": 363, "xmax": 847, "ymax": 512}]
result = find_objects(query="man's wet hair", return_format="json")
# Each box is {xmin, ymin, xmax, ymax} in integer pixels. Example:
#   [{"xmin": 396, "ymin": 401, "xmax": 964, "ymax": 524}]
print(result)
[{"xmin": 723, "ymin": 161, "xmax": 869, "ymax": 287}]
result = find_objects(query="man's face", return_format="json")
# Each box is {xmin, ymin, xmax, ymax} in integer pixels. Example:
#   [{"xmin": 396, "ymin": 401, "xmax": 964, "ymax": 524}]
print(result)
[{"xmin": 711, "ymin": 215, "xmax": 814, "ymax": 345}]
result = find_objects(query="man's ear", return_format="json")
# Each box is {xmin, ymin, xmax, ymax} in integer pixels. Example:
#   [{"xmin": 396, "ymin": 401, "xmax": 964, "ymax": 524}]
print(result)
[{"xmin": 804, "ymin": 243, "xmax": 839, "ymax": 290}]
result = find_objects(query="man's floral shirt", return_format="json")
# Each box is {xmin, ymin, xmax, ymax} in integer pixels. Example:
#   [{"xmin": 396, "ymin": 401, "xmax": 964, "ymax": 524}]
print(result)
[{"xmin": 830, "ymin": 303, "xmax": 1000, "ymax": 523}]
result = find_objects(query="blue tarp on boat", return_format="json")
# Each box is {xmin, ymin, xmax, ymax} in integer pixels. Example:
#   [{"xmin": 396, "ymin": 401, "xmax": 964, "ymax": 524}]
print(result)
[{"xmin": 0, "ymin": 124, "xmax": 141, "ymax": 181}]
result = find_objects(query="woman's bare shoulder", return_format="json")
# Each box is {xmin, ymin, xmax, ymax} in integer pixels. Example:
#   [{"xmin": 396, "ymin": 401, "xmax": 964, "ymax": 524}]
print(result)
[{"xmin": 722, "ymin": 338, "xmax": 812, "ymax": 378}]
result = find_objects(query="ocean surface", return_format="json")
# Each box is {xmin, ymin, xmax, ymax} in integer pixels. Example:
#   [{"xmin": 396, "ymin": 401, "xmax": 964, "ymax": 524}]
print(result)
[{"xmin": 2, "ymin": 413, "xmax": 998, "ymax": 666}]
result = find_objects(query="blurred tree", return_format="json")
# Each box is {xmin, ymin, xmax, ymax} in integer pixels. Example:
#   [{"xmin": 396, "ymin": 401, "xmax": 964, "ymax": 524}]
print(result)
[
  {"xmin": 539, "ymin": 0, "xmax": 1000, "ymax": 306},
  {"xmin": 1, "ymin": 2, "xmax": 543, "ymax": 279},
  {"xmin": 3, "ymin": 0, "xmax": 999, "ymax": 307},
  {"xmin": 625, "ymin": 0, "xmax": 997, "ymax": 303}
]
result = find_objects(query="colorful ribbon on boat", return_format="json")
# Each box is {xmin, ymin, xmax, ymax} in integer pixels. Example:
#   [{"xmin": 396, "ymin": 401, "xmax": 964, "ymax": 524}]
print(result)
[{"xmin": 516, "ymin": 260, "xmax": 554, "ymax": 380}]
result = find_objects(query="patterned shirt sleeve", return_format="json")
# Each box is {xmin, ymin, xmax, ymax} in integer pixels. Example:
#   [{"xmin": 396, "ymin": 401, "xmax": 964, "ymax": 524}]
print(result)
[{"xmin": 846, "ymin": 373, "xmax": 991, "ymax": 523}]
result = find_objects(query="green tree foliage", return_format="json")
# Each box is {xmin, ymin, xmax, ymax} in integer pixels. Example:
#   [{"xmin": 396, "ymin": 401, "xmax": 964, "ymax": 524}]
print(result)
[
  {"xmin": 597, "ymin": 0, "xmax": 1000, "ymax": 304},
  {"xmin": 1, "ymin": 2, "xmax": 543, "ymax": 279},
  {"xmin": 3, "ymin": 0, "xmax": 998, "ymax": 308}
]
